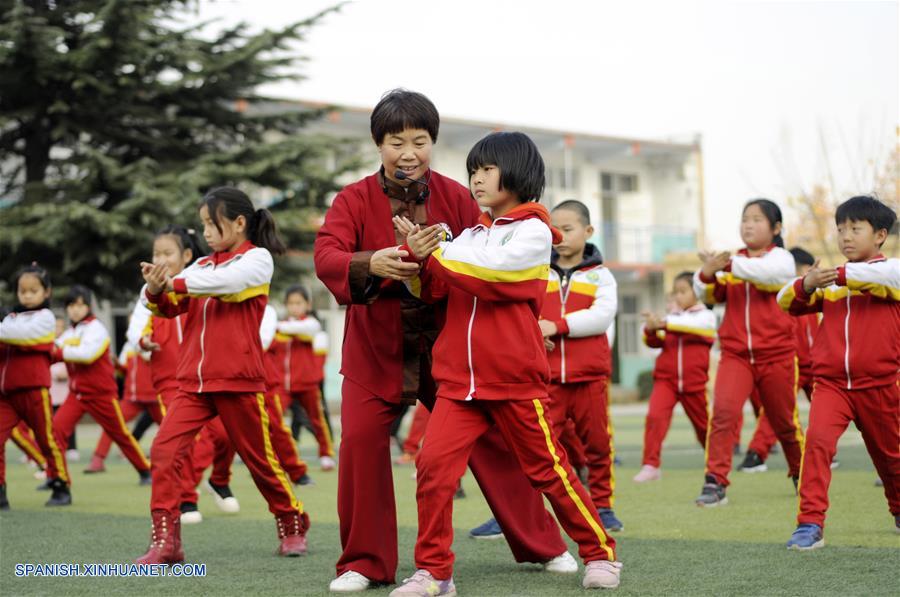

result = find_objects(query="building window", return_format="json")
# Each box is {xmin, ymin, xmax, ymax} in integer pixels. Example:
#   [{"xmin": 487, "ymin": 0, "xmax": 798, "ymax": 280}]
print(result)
[
  {"xmin": 618, "ymin": 295, "xmax": 641, "ymax": 356},
  {"xmin": 601, "ymin": 172, "xmax": 638, "ymax": 193},
  {"xmin": 547, "ymin": 167, "xmax": 579, "ymax": 190}
]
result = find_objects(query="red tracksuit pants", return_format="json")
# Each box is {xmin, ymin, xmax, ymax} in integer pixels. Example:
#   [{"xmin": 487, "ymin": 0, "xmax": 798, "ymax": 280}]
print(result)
[
  {"xmin": 548, "ymin": 379, "xmax": 616, "ymax": 509},
  {"xmin": 0, "ymin": 389, "xmax": 69, "ymax": 485},
  {"xmin": 53, "ymin": 392, "xmax": 150, "ymax": 474},
  {"xmin": 559, "ymin": 419, "xmax": 588, "ymax": 470},
  {"xmin": 401, "ymin": 402, "xmax": 431, "ymax": 456},
  {"xmin": 642, "ymin": 379, "xmax": 708, "ymax": 468},
  {"xmin": 93, "ymin": 397, "xmax": 165, "ymax": 460},
  {"xmin": 149, "ymin": 391, "xmax": 304, "ymax": 521},
  {"xmin": 11, "ymin": 421, "xmax": 47, "ymax": 469},
  {"xmin": 706, "ymin": 353, "xmax": 804, "ymax": 485},
  {"xmin": 267, "ymin": 391, "xmax": 308, "ymax": 482},
  {"xmin": 746, "ymin": 370, "xmax": 815, "ymax": 460},
  {"xmin": 798, "ymin": 379, "xmax": 899, "ymax": 528},
  {"xmin": 336, "ymin": 379, "xmax": 567, "ymax": 584},
  {"xmin": 415, "ymin": 396, "xmax": 616, "ymax": 579},
  {"xmin": 290, "ymin": 387, "xmax": 334, "ymax": 458}
]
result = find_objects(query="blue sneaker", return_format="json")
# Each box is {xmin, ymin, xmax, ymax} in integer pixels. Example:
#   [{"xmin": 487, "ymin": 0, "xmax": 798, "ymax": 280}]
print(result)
[
  {"xmin": 469, "ymin": 517, "xmax": 503, "ymax": 539},
  {"xmin": 786, "ymin": 524, "xmax": 824, "ymax": 550},
  {"xmin": 598, "ymin": 508, "xmax": 624, "ymax": 532}
]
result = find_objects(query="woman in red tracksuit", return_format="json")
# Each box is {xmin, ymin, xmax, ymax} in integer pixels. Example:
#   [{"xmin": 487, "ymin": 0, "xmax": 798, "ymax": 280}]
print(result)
[
  {"xmin": 636, "ymin": 272, "xmax": 717, "ymax": 482},
  {"xmin": 693, "ymin": 199, "xmax": 804, "ymax": 506},
  {"xmin": 135, "ymin": 187, "xmax": 307, "ymax": 564},
  {"xmin": 392, "ymin": 132, "xmax": 621, "ymax": 595},
  {"xmin": 279, "ymin": 285, "xmax": 335, "ymax": 470},
  {"xmin": 0, "ymin": 264, "xmax": 71, "ymax": 509},
  {"xmin": 53, "ymin": 285, "xmax": 152, "ymax": 485}
]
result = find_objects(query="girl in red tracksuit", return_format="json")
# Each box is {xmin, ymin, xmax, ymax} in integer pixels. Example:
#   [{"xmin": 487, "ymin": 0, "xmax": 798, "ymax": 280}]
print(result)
[
  {"xmin": 279, "ymin": 285, "xmax": 335, "ymax": 470},
  {"xmin": 135, "ymin": 187, "xmax": 307, "ymax": 564},
  {"xmin": 540, "ymin": 200, "xmax": 621, "ymax": 531},
  {"xmin": 392, "ymin": 132, "xmax": 621, "ymax": 595},
  {"xmin": 53, "ymin": 285, "xmax": 152, "ymax": 485},
  {"xmin": 779, "ymin": 195, "xmax": 899, "ymax": 548},
  {"xmin": 84, "ymin": 342, "xmax": 159, "ymax": 474},
  {"xmin": 0, "ymin": 264, "xmax": 71, "ymax": 509},
  {"xmin": 693, "ymin": 199, "xmax": 804, "ymax": 507},
  {"xmin": 636, "ymin": 272, "xmax": 717, "ymax": 482}
]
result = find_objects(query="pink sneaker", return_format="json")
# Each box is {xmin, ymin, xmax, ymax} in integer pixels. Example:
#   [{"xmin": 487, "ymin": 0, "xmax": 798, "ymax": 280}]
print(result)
[
  {"xmin": 582, "ymin": 560, "xmax": 622, "ymax": 589},
  {"xmin": 632, "ymin": 465, "xmax": 661, "ymax": 483},
  {"xmin": 389, "ymin": 570, "xmax": 456, "ymax": 596}
]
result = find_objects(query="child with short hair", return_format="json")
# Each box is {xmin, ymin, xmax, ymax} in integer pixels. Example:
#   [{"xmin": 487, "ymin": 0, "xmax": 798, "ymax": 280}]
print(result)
[
  {"xmin": 635, "ymin": 271, "xmax": 717, "ymax": 482},
  {"xmin": 393, "ymin": 131, "xmax": 621, "ymax": 595},
  {"xmin": 539, "ymin": 199, "xmax": 622, "ymax": 531},
  {"xmin": 778, "ymin": 195, "xmax": 899, "ymax": 548}
]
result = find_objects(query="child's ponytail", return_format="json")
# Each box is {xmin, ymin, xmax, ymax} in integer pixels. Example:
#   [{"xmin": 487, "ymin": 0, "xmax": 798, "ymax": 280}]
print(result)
[
  {"xmin": 250, "ymin": 209, "xmax": 286, "ymax": 256},
  {"xmin": 200, "ymin": 187, "xmax": 286, "ymax": 255}
]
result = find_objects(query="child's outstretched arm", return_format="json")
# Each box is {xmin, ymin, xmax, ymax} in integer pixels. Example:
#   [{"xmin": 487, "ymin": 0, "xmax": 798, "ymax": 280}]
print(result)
[
  {"xmin": 839, "ymin": 258, "xmax": 900, "ymax": 301},
  {"xmin": 693, "ymin": 250, "xmax": 731, "ymax": 304},
  {"xmin": 641, "ymin": 312, "xmax": 666, "ymax": 348},
  {"xmin": 57, "ymin": 321, "xmax": 110, "ymax": 365},
  {"xmin": 730, "ymin": 247, "xmax": 796, "ymax": 291},
  {"xmin": 394, "ymin": 216, "xmax": 449, "ymax": 303},
  {"xmin": 124, "ymin": 297, "xmax": 153, "ymax": 348},
  {"xmin": 776, "ymin": 260, "xmax": 836, "ymax": 315},
  {"xmin": 0, "ymin": 308, "xmax": 55, "ymax": 352},
  {"xmin": 140, "ymin": 261, "xmax": 188, "ymax": 318},
  {"xmin": 663, "ymin": 308, "xmax": 717, "ymax": 344},
  {"xmin": 549, "ymin": 268, "xmax": 617, "ymax": 338},
  {"xmin": 277, "ymin": 317, "xmax": 322, "ymax": 342},
  {"xmin": 260, "ymin": 306, "xmax": 278, "ymax": 352},
  {"xmin": 173, "ymin": 248, "xmax": 273, "ymax": 301}
]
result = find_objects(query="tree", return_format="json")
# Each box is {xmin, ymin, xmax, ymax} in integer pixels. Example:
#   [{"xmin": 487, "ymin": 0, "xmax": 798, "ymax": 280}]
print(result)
[{"xmin": 0, "ymin": 0, "xmax": 359, "ymax": 303}]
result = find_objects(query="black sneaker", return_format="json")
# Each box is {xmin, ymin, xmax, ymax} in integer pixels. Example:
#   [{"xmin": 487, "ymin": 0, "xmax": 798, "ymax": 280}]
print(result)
[
  {"xmin": 0, "ymin": 484, "xmax": 9, "ymax": 510},
  {"xmin": 454, "ymin": 482, "xmax": 466, "ymax": 500},
  {"xmin": 695, "ymin": 474, "xmax": 727, "ymax": 507},
  {"xmin": 294, "ymin": 473, "xmax": 315, "ymax": 486},
  {"xmin": 36, "ymin": 479, "xmax": 52, "ymax": 491},
  {"xmin": 792, "ymin": 475, "xmax": 799, "ymax": 495},
  {"xmin": 739, "ymin": 450, "xmax": 768, "ymax": 473},
  {"xmin": 138, "ymin": 470, "xmax": 152, "ymax": 486},
  {"xmin": 45, "ymin": 479, "xmax": 72, "ymax": 507}
]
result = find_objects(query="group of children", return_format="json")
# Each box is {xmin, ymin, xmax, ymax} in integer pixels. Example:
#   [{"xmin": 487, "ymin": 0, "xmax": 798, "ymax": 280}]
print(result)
[{"xmin": 1, "ymin": 86, "xmax": 897, "ymax": 596}]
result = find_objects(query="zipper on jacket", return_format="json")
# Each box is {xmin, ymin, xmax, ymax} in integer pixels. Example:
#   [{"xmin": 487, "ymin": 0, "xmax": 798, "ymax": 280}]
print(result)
[
  {"xmin": 465, "ymin": 298, "xmax": 478, "ymax": 400},
  {"xmin": 559, "ymin": 272, "xmax": 572, "ymax": 383},
  {"xmin": 197, "ymin": 298, "xmax": 210, "ymax": 393},
  {"xmin": 744, "ymin": 282, "xmax": 755, "ymax": 364},
  {"xmin": 677, "ymin": 337, "xmax": 684, "ymax": 394},
  {"xmin": 844, "ymin": 293, "xmax": 852, "ymax": 389}
]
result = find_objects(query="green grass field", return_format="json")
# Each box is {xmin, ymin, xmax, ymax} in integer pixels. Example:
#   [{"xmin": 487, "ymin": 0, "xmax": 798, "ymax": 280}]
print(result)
[{"xmin": 1, "ymin": 406, "xmax": 897, "ymax": 596}]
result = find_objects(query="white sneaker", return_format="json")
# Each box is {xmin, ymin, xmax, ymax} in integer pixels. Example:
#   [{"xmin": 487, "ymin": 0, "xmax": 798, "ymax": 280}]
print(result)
[
  {"xmin": 320, "ymin": 456, "xmax": 336, "ymax": 471},
  {"xmin": 180, "ymin": 510, "xmax": 203, "ymax": 524},
  {"xmin": 583, "ymin": 560, "xmax": 622, "ymax": 589},
  {"xmin": 66, "ymin": 449, "xmax": 80, "ymax": 462},
  {"xmin": 204, "ymin": 480, "xmax": 240, "ymax": 514},
  {"xmin": 633, "ymin": 465, "xmax": 661, "ymax": 483},
  {"xmin": 33, "ymin": 470, "xmax": 47, "ymax": 481},
  {"xmin": 329, "ymin": 570, "xmax": 371, "ymax": 593},
  {"xmin": 543, "ymin": 551, "xmax": 578, "ymax": 573}
]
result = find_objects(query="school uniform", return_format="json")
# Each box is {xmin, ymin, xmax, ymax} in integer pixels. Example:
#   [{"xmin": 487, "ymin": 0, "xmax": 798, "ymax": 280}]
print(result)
[
  {"xmin": 543, "ymin": 244, "xmax": 618, "ymax": 509},
  {"xmin": 280, "ymin": 315, "xmax": 334, "ymax": 458},
  {"xmin": 142, "ymin": 240, "xmax": 305, "ymax": 529},
  {"xmin": 52, "ymin": 315, "xmax": 150, "ymax": 474},
  {"xmin": 314, "ymin": 170, "xmax": 567, "ymax": 583},
  {"xmin": 0, "ymin": 307, "xmax": 69, "ymax": 486},
  {"xmin": 778, "ymin": 255, "xmax": 899, "ymax": 527},
  {"xmin": 641, "ymin": 305, "xmax": 716, "ymax": 467},
  {"xmin": 405, "ymin": 203, "xmax": 616, "ymax": 579},
  {"xmin": 694, "ymin": 245, "xmax": 805, "ymax": 486}
]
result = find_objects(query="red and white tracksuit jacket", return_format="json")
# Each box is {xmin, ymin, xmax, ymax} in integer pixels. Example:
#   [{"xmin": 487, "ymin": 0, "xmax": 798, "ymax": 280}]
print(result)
[
  {"xmin": 694, "ymin": 245, "xmax": 797, "ymax": 364},
  {"xmin": 55, "ymin": 315, "xmax": 118, "ymax": 396},
  {"xmin": 405, "ymin": 203, "xmax": 560, "ymax": 400},
  {"xmin": 778, "ymin": 255, "xmax": 899, "ymax": 526},
  {"xmin": 643, "ymin": 304, "xmax": 717, "ymax": 394},
  {"xmin": 142, "ymin": 240, "xmax": 272, "ymax": 394},
  {"xmin": 118, "ymin": 343, "xmax": 157, "ymax": 403},
  {"xmin": 1, "ymin": 307, "xmax": 55, "ymax": 393},
  {"xmin": 279, "ymin": 315, "xmax": 325, "ymax": 393},
  {"xmin": 543, "ymin": 244, "xmax": 616, "ymax": 383}
]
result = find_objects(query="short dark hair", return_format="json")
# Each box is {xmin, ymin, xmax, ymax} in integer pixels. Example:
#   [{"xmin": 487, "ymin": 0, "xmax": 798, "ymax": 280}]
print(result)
[
  {"xmin": 552, "ymin": 200, "xmax": 591, "ymax": 225},
  {"xmin": 743, "ymin": 199, "xmax": 784, "ymax": 247},
  {"xmin": 466, "ymin": 132, "xmax": 545, "ymax": 203},
  {"xmin": 156, "ymin": 225, "xmax": 206, "ymax": 265},
  {"xmin": 65, "ymin": 284, "xmax": 93, "ymax": 308},
  {"xmin": 284, "ymin": 284, "xmax": 310, "ymax": 303},
  {"xmin": 789, "ymin": 246, "xmax": 815, "ymax": 267},
  {"xmin": 370, "ymin": 89, "xmax": 439, "ymax": 145},
  {"xmin": 674, "ymin": 271, "xmax": 694, "ymax": 286},
  {"xmin": 14, "ymin": 262, "xmax": 51, "ymax": 292},
  {"xmin": 835, "ymin": 195, "xmax": 897, "ymax": 247}
]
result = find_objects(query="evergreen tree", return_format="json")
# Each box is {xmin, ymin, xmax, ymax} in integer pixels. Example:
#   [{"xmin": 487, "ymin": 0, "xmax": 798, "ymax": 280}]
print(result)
[{"xmin": 0, "ymin": 0, "xmax": 358, "ymax": 303}]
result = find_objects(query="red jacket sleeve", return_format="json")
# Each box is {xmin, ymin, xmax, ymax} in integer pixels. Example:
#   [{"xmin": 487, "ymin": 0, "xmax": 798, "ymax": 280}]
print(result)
[{"xmin": 314, "ymin": 190, "xmax": 378, "ymax": 305}]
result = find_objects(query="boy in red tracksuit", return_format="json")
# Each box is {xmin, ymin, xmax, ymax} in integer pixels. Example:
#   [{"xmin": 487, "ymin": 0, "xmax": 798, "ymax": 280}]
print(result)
[
  {"xmin": 392, "ymin": 132, "xmax": 621, "ymax": 595},
  {"xmin": 779, "ymin": 195, "xmax": 899, "ymax": 549},
  {"xmin": 636, "ymin": 272, "xmax": 717, "ymax": 482},
  {"xmin": 279, "ymin": 285, "xmax": 335, "ymax": 470},
  {"xmin": 741, "ymin": 246, "xmax": 820, "ymax": 472},
  {"xmin": 538, "ymin": 200, "xmax": 622, "ymax": 532},
  {"xmin": 53, "ymin": 285, "xmax": 152, "ymax": 485},
  {"xmin": 0, "ymin": 264, "xmax": 71, "ymax": 509}
]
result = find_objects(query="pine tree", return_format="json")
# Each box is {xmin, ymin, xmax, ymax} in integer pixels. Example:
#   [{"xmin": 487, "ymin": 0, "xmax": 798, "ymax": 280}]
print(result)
[{"xmin": 0, "ymin": 0, "xmax": 358, "ymax": 303}]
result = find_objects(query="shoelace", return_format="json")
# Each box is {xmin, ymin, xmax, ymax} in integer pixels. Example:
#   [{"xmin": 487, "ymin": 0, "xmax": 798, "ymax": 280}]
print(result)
[{"xmin": 401, "ymin": 569, "xmax": 435, "ymax": 585}]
